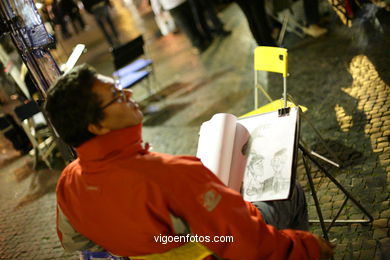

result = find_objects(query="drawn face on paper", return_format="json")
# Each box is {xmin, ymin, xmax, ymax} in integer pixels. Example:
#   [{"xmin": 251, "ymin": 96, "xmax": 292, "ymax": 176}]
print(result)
[
  {"xmin": 271, "ymin": 148, "xmax": 287, "ymax": 174},
  {"xmin": 247, "ymin": 153, "xmax": 265, "ymax": 177},
  {"xmin": 246, "ymin": 124, "xmax": 288, "ymax": 179}
]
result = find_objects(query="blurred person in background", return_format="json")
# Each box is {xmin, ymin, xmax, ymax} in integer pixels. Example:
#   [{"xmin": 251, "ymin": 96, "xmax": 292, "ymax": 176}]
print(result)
[
  {"xmin": 80, "ymin": 0, "xmax": 119, "ymax": 46},
  {"xmin": 187, "ymin": 0, "xmax": 231, "ymax": 39},
  {"xmin": 60, "ymin": 0, "xmax": 86, "ymax": 33},
  {"xmin": 51, "ymin": 0, "xmax": 72, "ymax": 39},
  {"xmin": 234, "ymin": 0, "xmax": 276, "ymax": 46},
  {"xmin": 302, "ymin": 0, "xmax": 328, "ymax": 37},
  {"xmin": 234, "ymin": 0, "xmax": 327, "ymax": 46},
  {"xmin": 150, "ymin": 0, "xmax": 212, "ymax": 52}
]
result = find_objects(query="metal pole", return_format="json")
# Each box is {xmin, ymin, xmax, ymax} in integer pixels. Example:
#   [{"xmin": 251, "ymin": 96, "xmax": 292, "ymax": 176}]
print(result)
[
  {"xmin": 283, "ymin": 76, "xmax": 287, "ymax": 108},
  {"xmin": 302, "ymin": 153, "xmax": 329, "ymax": 240}
]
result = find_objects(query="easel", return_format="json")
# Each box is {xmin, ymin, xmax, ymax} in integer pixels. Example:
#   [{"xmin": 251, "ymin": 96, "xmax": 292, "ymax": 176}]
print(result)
[{"xmin": 251, "ymin": 46, "xmax": 373, "ymax": 242}]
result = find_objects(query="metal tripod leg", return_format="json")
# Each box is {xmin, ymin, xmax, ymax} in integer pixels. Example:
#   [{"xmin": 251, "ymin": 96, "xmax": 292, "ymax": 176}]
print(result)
[
  {"xmin": 300, "ymin": 144, "xmax": 373, "ymax": 231},
  {"xmin": 302, "ymin": 153, "xmax": 330, "ymax": 240},
  {"xmin": 288, "ymin": 95, "xmax": 342, "ymax": 167}
]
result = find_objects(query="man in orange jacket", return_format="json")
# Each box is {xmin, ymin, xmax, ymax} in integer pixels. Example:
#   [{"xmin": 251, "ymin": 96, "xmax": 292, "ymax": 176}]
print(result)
[{"xmin": 45, "ymin": 64, "xmax": 335, "ymax": 259}]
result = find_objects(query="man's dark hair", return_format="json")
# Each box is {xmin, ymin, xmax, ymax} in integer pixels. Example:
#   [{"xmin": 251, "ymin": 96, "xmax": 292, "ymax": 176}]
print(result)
[{"xmin": 45, "ymin": 64, "xmax": 104, "ymax": 147}]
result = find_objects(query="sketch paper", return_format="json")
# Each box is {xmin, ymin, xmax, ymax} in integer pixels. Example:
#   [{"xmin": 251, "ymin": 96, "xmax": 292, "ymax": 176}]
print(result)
[
  {"xmin": 196, "ymin": 107, "xmax": 299, "ymax": 202},
  {"xmin": 196, "ymin": 114, "xmax": 249, "ymax": 189},
  {"xmin": 239, "ymin": 108, "xmax": 298, "ymax": 201}
]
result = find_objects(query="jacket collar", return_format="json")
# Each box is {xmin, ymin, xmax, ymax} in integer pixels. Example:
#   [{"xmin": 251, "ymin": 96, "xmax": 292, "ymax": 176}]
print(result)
[{"xmin": 76, "ymin": 124, "xmax": 146, "ymax": 171}]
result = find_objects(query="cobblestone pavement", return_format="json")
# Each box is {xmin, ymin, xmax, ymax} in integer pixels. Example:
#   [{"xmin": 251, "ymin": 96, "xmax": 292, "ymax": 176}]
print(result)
[{"xmin": 0, "ymin": 1, "xmax": 389, "ymax": 259}]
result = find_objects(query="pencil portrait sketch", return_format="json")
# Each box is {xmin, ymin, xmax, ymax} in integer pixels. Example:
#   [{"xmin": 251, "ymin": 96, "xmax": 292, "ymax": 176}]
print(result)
[
  {"xmin": 245, "ymin": 152, "xmax": 266, "ymax": 196},
  {"xmin": 271, "ymin": 148, "xmax": 290, "ymax": 193},
  {"xmin": 241, "ymin": 110, "xmax": 297, "ymax": 202}
]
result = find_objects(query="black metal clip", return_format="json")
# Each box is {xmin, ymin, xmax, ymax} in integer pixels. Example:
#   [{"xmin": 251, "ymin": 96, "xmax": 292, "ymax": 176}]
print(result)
[{"xmin": 278, "ymin": 107, "xmax": 290, "ymax": 117}]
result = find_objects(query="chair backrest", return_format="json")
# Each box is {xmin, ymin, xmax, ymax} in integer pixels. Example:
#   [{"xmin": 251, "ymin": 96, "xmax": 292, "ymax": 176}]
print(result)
[
  {"xmin": 14, "ymin": 101, "xmax": 41, "ymax": 121},
  {"xmin": 111, "ymin": 35, "xmax": 145, "ymax": 70},
  {"xmin": 14, "ymin": 101, "xmax": 56, "ymax": 168},
  {"xmin": 254, "ymin": 46, "xmax": 288, "ymax": 77},
  {"xmin": 253, "ymin": 46, "xmax": 289, "ymax": 109},
  {"xmin": 0, "ymin": 114, "xmax": 13, "ymax": 131}
]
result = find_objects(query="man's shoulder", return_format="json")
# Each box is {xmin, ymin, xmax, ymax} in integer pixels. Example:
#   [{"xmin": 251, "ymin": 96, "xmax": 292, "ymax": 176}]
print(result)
[
  {"xmin": 58, "ymin": 159, "xmax": 81, "ymax": 183},
  {"xmin": 63, "ymin": 158, "xmax": 81, "ymax": 173}
]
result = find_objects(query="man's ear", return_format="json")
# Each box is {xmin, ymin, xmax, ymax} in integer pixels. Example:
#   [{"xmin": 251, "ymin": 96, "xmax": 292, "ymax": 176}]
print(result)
[{"xmin": 88, "ymin": 123, "xmax": 111, "ymax": 136}]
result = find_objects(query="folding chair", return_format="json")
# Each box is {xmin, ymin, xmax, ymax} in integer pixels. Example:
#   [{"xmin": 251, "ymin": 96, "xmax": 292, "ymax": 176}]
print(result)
[
  {"xmin": 111, "ymin": 35, "xmax": 154, "ymax": 94},
  {"xmin": 0, "ymin": 113, "xmax": 31, "ymax": 153},
  {"xmin": 14, "ymin": 101, "xmax": 57, "ymax": 169},
  {"xmin": 253, "ymin": 46, "xmax": 291, "ymax": 110}
]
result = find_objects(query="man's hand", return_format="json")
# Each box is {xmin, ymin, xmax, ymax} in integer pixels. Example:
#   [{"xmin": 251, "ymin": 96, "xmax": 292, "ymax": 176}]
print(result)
[{"xmin": 313, "ymin": 235, "xmax": 336, "ymax": 259}]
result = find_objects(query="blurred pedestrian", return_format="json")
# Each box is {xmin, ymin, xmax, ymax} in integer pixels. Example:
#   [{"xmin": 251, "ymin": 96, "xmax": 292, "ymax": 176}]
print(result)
[
  {"xmin": 80, "ymin": 0, "xmax": 119, "ymax": 46},
  {"xmin": 187, "ymin": 0, "xmax": 231, "ymax": 39},
  {"xmin": 51, "ymin": 0, "xmax": 72, "ymax": 39},
  {"xmin": 150, "ymin": 0, "xmax": 211, "ymax": 52},
  {"xmin": 60, "ymin": 0, "xmax": 86, "ymax": 33},
  {"xmin": 302, "ymin": 0, "xmax": 328, "ymax": 37},
  {"xmin": 235, "ymin": 0, "xmax": 327, "ymax": 46},
  {"xmin": 150, "ymin": 0, "xmax": 177, "ymax": 36},
  {"xmin": 234, "ymin": 0, "xmax": 276, "ymax": 46}
]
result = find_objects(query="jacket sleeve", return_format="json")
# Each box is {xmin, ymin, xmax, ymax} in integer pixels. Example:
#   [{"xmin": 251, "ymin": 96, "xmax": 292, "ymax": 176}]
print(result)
[{"xmin": 164, "ymin": 156, "xmax": 320, "ymax": 260}]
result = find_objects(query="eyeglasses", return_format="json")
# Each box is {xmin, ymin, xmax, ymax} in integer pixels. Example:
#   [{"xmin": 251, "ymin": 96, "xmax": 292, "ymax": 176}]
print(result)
[{"xmin": 101, "ymin": 86, "xmax": 127, "ymax": 110}]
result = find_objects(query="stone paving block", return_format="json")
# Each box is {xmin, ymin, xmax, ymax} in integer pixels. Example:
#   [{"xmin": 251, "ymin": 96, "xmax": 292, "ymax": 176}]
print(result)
[
  {"xmin": 370, "ymin": 127, "xmax": 382, "ymax": 134},
  {"xmin": 352, "ymin": 240, "xmax": 363, "ymax": 250},
  {"xmin": 373, "ymin": 228, "xmax": 389, "ymax": 240},
  {"xmin": 319, "ymin": 195, "xmax": 333, "ymax": 204},
  {"xmin": 380, "ymin": 237, "xmax": 390, "ymax": 246},
  {"xmin": 379, "ymin": 158, "xmax": 390, "ymax": 166},
  {"xmin": 353, "ymin": 251, "xmax": 361, "ymax": 259},
  {"xmin": 374, "ymin": 251, "xmax": 382, "ymax": 260},
  {"xmin": 371, "ymin": 132, "xmax": 383, "ymax": 140},
  {"xmin": 379, "ymin": 105, "xmax": 389, "ymax": 113},
  {"xmin": 372, "ymin": 121, "xmax": 383, "ymax": 128},
  {"xmin": 377, "ymin": 142, "xmax": 389, "ymax": 151},
  {"xmin": 322, "ymin": 210, "xmax": 333, "ymax": 219},
  {"xmin": 371, "ymin": 211, "xmax": 381, "ymax": 220},
  {"xmin": 372, "ymin": 112, "xmax": 384, "ymax": 119},
  {"xmin": 383, "ymin": 119, "xmax": 390, "ymax": 127},
  {"xmin": 378, "ymin": 199, "xmax": 389, "ymax": 209},
  {"xmin": 333, "ymin": 194, "xmax": 346, "ymax": 202},
  {"xmin": 369, "ymin": 115, "xmax": 381, "ymax": 123},
  {"xmin": 380, "ymin": 209, "xmax": 390, "ymax": 218},
  {"xmin": 362, "ymin": 239, "xmax": 377, "ymax": 250},
  {"xmin": 373, "ymin": 219, "xmax": 389, "ymax": 228},
  {"xmin": 375, "ymin": 193, "xmax": 389, "ymax": 205},
  {"xmin": 360, "ymin": 249, "xmax": 376, "ymax": 260}
]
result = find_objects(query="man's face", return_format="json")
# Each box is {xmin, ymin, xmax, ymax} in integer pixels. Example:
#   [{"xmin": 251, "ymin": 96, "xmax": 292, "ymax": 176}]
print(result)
[
  {"xmin": 248, "ymin": 153, "xmax": 265, "ymax": 176},
  {"xmin": 92, "ymin": 74, "xmax": 143, "ymax": 132}
]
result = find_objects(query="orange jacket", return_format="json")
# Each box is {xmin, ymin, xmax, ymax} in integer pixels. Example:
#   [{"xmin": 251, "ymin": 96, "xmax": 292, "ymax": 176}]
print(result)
[{"xmin": 56, "ymin": 124, "xmax": 320, "ymax": 259}]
